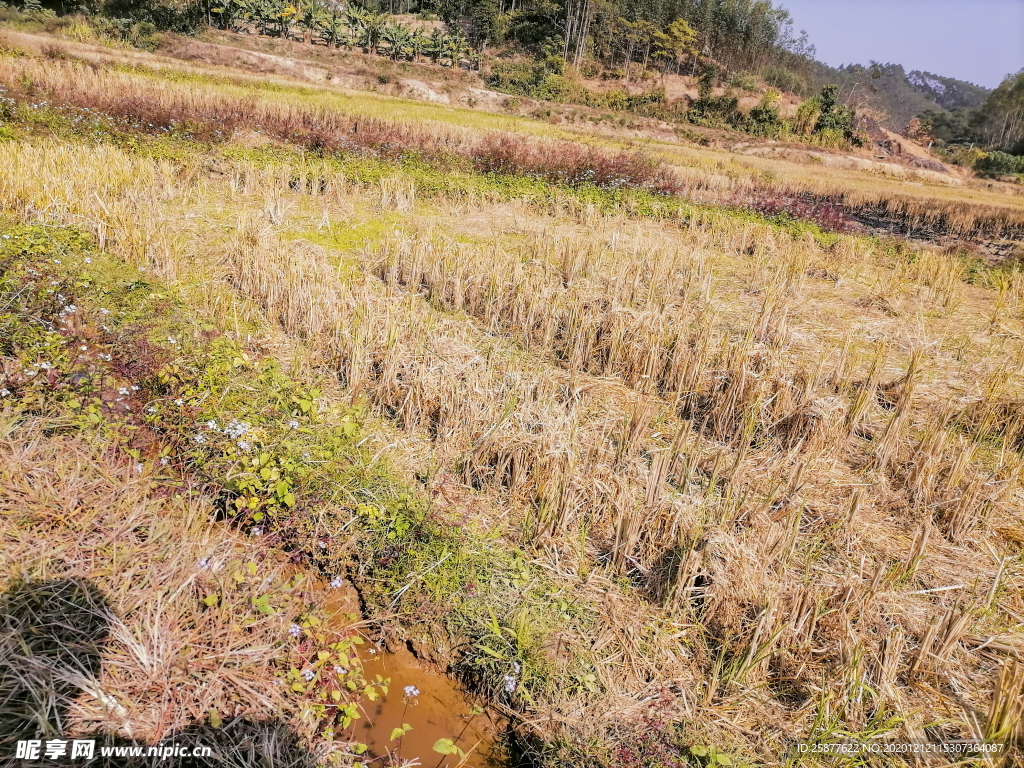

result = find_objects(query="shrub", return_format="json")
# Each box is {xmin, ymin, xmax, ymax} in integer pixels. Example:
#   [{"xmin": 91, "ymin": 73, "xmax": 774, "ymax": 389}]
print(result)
[
  {"xmin": 793, "ymin": 95, "xmax": 820, "ymax": 136},
  {"xmin": 728, "ymin": 73, "xmax": 760, "ymax": 92},
  {"xmin": 813, "ymin": 84, "xmax": 855, "ymax": 137},
  {"xmin": 746, "ymin": 89, "xmax": 783, "ymax": 137},
  {"xmin": 764, "ymin": 67, "xmax": 807, "ymax": 96},
  {"xmin": 975, "ymin": 151, "xmax": 1024, "ymax": 177},
  {"xmin": 486, "ymin": 60, "xmax": 543, "ymax": 96}
]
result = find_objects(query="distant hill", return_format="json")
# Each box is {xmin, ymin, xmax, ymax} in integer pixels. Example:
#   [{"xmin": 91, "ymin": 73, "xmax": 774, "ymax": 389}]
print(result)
[
  {"xmin": 906, "ymin": 70, "xmax": 990, "ymax": 111},
  {"xmin": 791, "ymin": 61, "xmax": 991, "ymax": 133}
]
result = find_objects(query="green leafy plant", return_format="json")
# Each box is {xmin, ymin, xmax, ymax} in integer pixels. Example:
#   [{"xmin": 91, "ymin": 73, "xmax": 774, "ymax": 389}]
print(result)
[{"xmin": 690, "ymin": 744, "xmax": 733, "ymax": 766}]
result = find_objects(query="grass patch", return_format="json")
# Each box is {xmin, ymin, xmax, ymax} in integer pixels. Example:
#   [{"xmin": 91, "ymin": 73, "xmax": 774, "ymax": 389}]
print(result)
[{"xmin": 0, "ymin": 217, "xmax": 626, "ymax": 766}]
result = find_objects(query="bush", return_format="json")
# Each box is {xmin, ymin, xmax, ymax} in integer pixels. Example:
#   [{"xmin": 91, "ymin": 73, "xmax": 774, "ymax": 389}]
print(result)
[
  {"xmin": 487, "ymin": 60, "xmax": 666, "ymax": 115},
  {"xmin": 486, "ymin": 61, "xmax": 543, "ymax": 96},
  {"xmin": 728, "ymin": 73, "xmax": 760, "ymax": 92},
  {"xmin": 975, "ymin": 151, "xmax": 1024, "ymax": 177},
  {"xmin": 764, "ymin": 67, "xmax": 807, "ymax": 96},
  {"xmin": 92, "ymin": 17, "xmax": 162, "ymax": 51},
  {"xmin": 687, "ymin": 64, "xmax": 739, "ymax": 127},
  {"xmin": 746, "ymin": 90, "xmax": 783, "ymax": 138}
]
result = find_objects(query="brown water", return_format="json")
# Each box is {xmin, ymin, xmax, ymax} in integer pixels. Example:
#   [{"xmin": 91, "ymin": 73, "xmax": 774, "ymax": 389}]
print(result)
[
  {"xmin": 357, "ymin": 644, "xmax": 508, "ymax": 767},
  {"xmin": 311, "ymin": 574, "xmax": 507, "ymax": 767}
]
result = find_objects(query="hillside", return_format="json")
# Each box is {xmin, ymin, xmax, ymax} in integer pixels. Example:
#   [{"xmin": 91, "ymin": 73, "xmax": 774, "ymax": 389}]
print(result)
[
  {"xmin": 797, "ymin": 61, "xmax": 990, "ymax": 133},
  {"xmin": 906, "ymin": 69, "xmax": 990, "ymax": 112}
]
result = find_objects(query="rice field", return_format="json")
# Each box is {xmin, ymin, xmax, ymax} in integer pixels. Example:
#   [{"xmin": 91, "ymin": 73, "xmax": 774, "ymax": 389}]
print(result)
[{"xmin": 1, "ymin": 29, "xmax": 1023, "ymax": 768}]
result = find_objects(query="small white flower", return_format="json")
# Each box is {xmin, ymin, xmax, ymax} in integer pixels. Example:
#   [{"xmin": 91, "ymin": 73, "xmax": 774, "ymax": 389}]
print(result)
[
  {"xmin": 79, "ymin": 345, "xmax": 87, "ymax": 351},
  {"xmin": 100, "ymin": 308, "xmax": 110, "ymax": 315},
  {"xmin": 513, "ymin": 662, "xmax": 521, "ymax": 675},
  {"xmin": 135, "ymin": 463, "xmax": 143, "ymax": 472},
  {"xmin": 237, "ymin": 440, "xmax": 251, "ymax": 452},
  {"xmin": 0, "ymin": 389, "xmax": 10, "ymax": 397},
  {"xmin": 160, "ymin": 457, "xmax": 169, "ymax": 465},
  {"xmin": 131, "ymin": 385, "xmax": 139, "ymax": 391},
  {"xmin": 319, "ymin": 541, "xmax": 327, "ymax": 549},
  {"xmin": 148, "ymin": 406, "xmax": 157, "ymax": 414},
  {"xmin": 330, "ymin": 576, "xmax": 344, "ymax": 588},
  {"xmin": 193, "ymin": 434, "xmax": 206, "ymax": 444},
  {"xmin": 251, "ymin": 526, "xmax": 263, "ymax": 536},
  {"xmin": 288, "ymin": 420, "xmax": 299, "ymax": 429},
  {"xmin": 334, "ymin": 665, "xmax": 348, "ymax": 675},
  {"xmin": 404, "ymin": 686, "xmax": 420, "ymax": 698},
  {"xmin": 503, "ymin": 675, "xmax": 516, "ymax": 693},
  {"xmin": 198, "ymin": 557, "xmax": 211, "ymax": 569},
  {"xmin": 118, "ymin": 387, "xmax": 129, "ymax": 395},
  {"xmin": 175, "ymin": 399, "xmax": 183, "ymax": 405},
  {"xmin": 224, "ymin": 420, "xmax": 250, "ymax": 439},
  {"xmin": 84, "ymin": 258, "xmax": 91, "ymax": 264},
  {"xmin": 289, "ymin": 624, "xmax": 302, "ymax": 637},
  {"xmin": 303, "ymin": 668, "xmax": 316, "ymax": 681}
]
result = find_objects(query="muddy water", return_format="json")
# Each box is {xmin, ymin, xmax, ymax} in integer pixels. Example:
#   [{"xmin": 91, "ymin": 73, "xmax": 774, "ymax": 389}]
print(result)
[
  {"xmin": 357, "ymin": 644, "xmax": 508, "ymax": 767},
  {"xmin": 312, "ymin": 575, "xmax": 508, "ymax": 767}
]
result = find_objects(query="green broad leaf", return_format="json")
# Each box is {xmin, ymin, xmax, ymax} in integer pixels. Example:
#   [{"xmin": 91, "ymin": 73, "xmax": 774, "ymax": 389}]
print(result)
[
  {"xmin": 208, "ymin": 708, "xmax": 222, "ymax": 728},
  {"xmin": 432, "ymin": 738, "xmax": 460, "ymax": 755},
  {"xmin": 690, "ymin": 746, "xmax": 708, "ymax": 757},
  {"xmin": 283, "ymin": 492, "xmax": 296, "ymax": 507},
  {"xmin": 717, "ymin": 756, "xmax": 732, "ymax": 766},
  {"xmin": 253, "ymin": 594, "xmax": 275, "ymax": 615},
  {"xmin": 390, "ymin": 728, "xmax": 405, "ymax": 742},
  {"xmin": 203, "ymin": 594, "xmax": 219, "ymax": 607}
]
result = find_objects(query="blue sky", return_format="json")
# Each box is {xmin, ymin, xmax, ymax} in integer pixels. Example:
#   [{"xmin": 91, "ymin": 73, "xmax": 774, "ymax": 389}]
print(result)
[{"xmin": 779, "ymin": 0, "xmax": 1024, "ymax": 88}]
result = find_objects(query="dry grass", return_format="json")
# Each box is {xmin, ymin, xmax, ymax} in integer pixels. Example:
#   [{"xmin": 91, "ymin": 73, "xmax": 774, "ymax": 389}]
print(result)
[
  {"xmin": 0, "ymin": 414, "xmax": 346, "ymax": 764},
  {"xmin": 2, "ymin": 38, "xmax": 1024, "ymax": 244},
  {"xmin": 1, "ymin": 45, "xmax": 1024, "ymax": 765}
]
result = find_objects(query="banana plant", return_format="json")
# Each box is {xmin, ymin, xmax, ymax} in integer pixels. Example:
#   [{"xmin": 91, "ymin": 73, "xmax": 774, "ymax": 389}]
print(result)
[
  {"xmin": 408, "ymin": 29, "xmax": 428, "ymax": 62},
  {"xmin": 359, "ymin": 11, "xmax": 388, "ymax": 54},
  {"xmin": 426, "ymin": 28, "xmax": 446, "ymax": 64},
  {"xmin": 313, "ymin": 7, "xmax": 345, "ymax": 48},
  {"xmin": 208, "ymin": 0, "xmax": 239, "ymax": 30},
  {"xmin": 442, "ymin": 34, "xmax": 469, "ymax": 68},
  {"xmin": 381, "ymin": 24, "xmax": 411, "ymax": 61},
  {"xmin": 299, "ymin": 0, "xmax": 326, "ymax": 43}
]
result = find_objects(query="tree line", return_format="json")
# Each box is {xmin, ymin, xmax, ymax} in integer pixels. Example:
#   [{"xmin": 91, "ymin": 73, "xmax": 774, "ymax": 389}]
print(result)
[
  {"xmin": 919, "ymin": 69, "xmax": 1024, "ymax": 173},
  {"xmin": 44, "ymin": 0, "xmax": 813, "ymax": 79}
]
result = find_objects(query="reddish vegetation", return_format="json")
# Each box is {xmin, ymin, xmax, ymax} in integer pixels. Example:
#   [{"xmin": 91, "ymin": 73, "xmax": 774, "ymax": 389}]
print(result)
[
  {"xmin": 743, "ymin": 193, "xmax": 860, "ymax": 234},
  {"xmin": 468, "ymin": 133, "xmax": 674, "ymax": 191}
]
